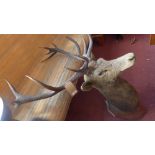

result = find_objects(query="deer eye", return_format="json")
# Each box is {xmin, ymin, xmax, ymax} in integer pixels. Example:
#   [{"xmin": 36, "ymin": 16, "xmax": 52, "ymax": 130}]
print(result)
[{"xmin": 98, "ymin": 70, "xmax": 108, "ymax": 76}]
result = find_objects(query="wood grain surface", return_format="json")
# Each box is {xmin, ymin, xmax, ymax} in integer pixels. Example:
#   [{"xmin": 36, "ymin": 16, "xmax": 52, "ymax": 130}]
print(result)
[
  {"xmin": 150, "ymin": 34, "xmax": 155, "ymax": 45},
  {"xmin": 0, "ymin": 34, "xmax": 86, "ymax": 120}
]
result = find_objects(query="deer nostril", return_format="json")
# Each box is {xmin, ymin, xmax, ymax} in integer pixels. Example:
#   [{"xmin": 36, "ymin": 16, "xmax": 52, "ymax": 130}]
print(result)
[{"xmin": 129, "ymin": 56, "xmax": 135, "ymax": 61}]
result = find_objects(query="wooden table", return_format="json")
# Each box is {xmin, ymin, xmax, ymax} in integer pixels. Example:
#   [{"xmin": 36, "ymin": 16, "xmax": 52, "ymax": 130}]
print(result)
[{"xmin": 0, "ymin": 34, "xmax": 85, "ymax": 120}]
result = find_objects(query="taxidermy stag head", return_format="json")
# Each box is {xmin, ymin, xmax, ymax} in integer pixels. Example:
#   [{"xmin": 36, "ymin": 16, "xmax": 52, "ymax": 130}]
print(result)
[
  {"xmin": 1, "ymin": 34, "xmax": 145, "ymax": 120},
  {"xmin": 81, "ymin": 53, "xmax": 146, "ymax": 120}
]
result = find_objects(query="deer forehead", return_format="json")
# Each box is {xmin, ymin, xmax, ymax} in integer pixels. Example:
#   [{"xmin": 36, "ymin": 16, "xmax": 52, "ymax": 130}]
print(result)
[
  {"xmin": 88, "ymin": 59, "xmax": 117, "ymax": 74},
  {"xmin": 88, "ymin": 59, "xmax": 111, "ymax": 69},
  {"xmin": 89, "ymin": 52, "xmax": 135, "ymax": 70}
]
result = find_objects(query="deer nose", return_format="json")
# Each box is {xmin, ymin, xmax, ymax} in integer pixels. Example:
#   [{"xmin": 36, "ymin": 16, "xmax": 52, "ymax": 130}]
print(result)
[
  {"xmin": 128, "ymin": 53, "xmax": 135, "ymax": 61},
  {"xmin": 129, "ymin": 56, "xmax": 135, "ymax": 61}
]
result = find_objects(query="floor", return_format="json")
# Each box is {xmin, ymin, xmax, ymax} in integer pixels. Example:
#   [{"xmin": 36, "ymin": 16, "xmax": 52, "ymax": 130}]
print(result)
[{"xmin": 66, "ymin": 34, "xmax": 155, "ymax": 121}]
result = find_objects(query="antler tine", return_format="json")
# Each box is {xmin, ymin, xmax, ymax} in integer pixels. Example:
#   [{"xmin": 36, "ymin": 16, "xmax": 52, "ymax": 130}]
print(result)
[
  {"xmin": 5, "ymin": 80, "xmax": 20, "ymax": 101},
  {"xmin": 82, "ymin": 35, "xmax": 87, "ymax": 56},
  {"xmin": 5, "ymin": 80, "xmax": 47, "ymax": 104},
  {"xmin": 86, "ymin": 34, "xmax": 93, "ymax": 58},
  {"xmin": 5, "ymin": 76, "xmax": 65, "ymax": 105},
  {"xmin": 41, "ymin": 44, "xmax": 58, "ymax": 62},
  {"xmin": 42, "ymin": 35, "xmax": 92, "ymax": 65},
  {"xmin": 65, "ymin": 34, "xmax": 92, "ymax": 79},
  {"xmin": 63, "ymin": 35, "xmax": 90, "ymax": 74},
  {"xmin": 66, "ymin": 36, "xmax": 81, "ymax": 56},
  {"xmin": 62, "ymin": 35, "xmax": 91, "ymax": 81},
  {"xmin": 41, "ymin": 52, "xmax": 57, "ymax": 62},
  {"xmin": 43, "ymin": 45, "xmax": 83, "ymax": 62},
  {"xmin": 25, "ymin": 75, "xmax": 64, "ymax": 91},
  {"xmin": 42, "ymin": 46, "xmax": 56, "ymax": 55}
]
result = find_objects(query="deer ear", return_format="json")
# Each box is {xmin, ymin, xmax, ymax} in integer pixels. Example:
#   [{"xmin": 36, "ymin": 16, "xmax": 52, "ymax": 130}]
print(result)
[{"xmin": 81, "ymin": 81, "xmax": 93, "ymax": 91}]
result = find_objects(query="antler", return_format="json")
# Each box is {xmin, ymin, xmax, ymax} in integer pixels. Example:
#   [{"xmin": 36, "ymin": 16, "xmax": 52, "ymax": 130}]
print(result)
[{"xmin": 6, "ymin": 34, "xmax": 93, "ymax": 106}]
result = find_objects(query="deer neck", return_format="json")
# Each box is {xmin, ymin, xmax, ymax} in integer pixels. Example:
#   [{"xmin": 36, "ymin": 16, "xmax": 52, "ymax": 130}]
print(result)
[{"xmin": 94, "ymin": 76, "xmax": 124, "ymax": 97}]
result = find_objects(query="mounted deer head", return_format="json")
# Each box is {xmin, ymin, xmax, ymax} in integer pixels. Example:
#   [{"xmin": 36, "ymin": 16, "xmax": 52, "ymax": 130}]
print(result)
[
  {"xmin": 82, "ymin": 52, "xmax": 145, "ymax": 120},
  {"xmin": 1, "ymin": 34, "xmax": 145, "ymax": 120},
  {"xmin": 81, "ymin": 52, "xmax": 136, "ymax": 91}
]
